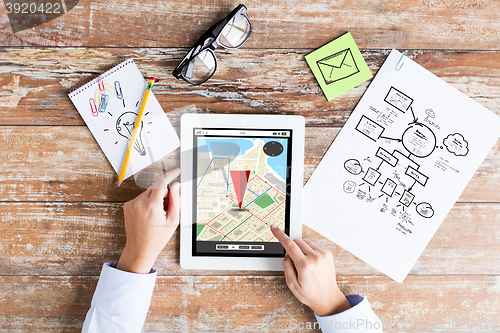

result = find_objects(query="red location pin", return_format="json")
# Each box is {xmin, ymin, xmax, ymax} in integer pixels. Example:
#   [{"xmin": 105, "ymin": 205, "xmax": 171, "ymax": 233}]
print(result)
[{"xmin": 230, "ymin": 170, "xmax": 251, "ymax": 209}]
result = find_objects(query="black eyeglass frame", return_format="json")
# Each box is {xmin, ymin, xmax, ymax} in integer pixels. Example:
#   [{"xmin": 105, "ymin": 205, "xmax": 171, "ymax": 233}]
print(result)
[{"xmin": 172, "ymin": 4, "xmax": 252, "ymax": 85}]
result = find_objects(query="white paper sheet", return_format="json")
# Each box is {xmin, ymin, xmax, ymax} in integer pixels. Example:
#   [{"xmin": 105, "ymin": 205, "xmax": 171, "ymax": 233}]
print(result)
[
  {"xmin": 69, "ymin": 59, "xmax": 179, "ymax": 180},
  {"xmin": 303, "ymin": 49, "xmax": 500, "ymax": 282}
]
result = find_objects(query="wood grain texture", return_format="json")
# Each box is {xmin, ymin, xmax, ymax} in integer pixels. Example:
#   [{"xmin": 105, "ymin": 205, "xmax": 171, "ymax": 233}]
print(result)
[
  {"xmin": 1, "ymin": 202, "xmax": 499, "ymax": 276},
  {"xmin": 0, "ymin": 275, "xmax": 499, "ymax": 332},
  {"xmin": 0, "ymin": 0, "xmax": 499, "ymax": 50},
  {"xmin": 0, "ymin": 126, "xmax": 498, "ymax": 202},
  {"xmin": 0, "ymin": 49, "xmax": 498, "ymax": 126}
]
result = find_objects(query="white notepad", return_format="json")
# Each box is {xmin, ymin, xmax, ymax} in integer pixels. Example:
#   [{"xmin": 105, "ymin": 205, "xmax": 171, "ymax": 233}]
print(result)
[
  {"xmin": 69, "ymin": 59, "xmax": 179, "ymax": 180},
  {"xmin": 303, "ymin": 49, "xmax": 500, "ymax": 283}
]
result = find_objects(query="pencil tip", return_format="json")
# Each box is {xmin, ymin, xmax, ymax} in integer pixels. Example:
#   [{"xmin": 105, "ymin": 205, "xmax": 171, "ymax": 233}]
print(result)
[{"xmin": 117, "ymin": 180, "xmax": 122, "ymax": 188}]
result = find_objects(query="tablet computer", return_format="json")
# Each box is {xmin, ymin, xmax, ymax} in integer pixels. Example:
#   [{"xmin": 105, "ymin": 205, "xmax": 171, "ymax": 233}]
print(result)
[{"xmin": 180, "ymin": 114, "xmax": 304, "ymax": 271}]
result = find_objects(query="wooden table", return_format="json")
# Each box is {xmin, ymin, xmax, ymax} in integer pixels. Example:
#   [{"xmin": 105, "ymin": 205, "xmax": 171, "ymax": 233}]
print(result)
[{"xmin": 0, "ymin": 1, "xmax": 499, "ymax": 332}]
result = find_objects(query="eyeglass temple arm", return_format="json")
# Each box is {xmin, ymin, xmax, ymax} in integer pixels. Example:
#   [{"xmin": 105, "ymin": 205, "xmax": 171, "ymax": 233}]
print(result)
[{"xmin": 173, "ymin": 45, "xmax": 200, "ymax": 78}]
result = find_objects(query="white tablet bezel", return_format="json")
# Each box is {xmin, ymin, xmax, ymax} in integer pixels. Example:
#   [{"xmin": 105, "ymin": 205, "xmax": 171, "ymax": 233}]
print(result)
[{"xmin": 180, "ymin": 114, "xmax": 304, "ymax": 271}]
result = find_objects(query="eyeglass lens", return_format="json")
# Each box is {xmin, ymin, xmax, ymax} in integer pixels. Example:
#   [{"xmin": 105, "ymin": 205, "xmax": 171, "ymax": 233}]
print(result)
[
  {"xmin": 182, "ymin": 11, "xmax": 251, "ymax": 84},
  {"xmin": 218, "ymin": 12, "xmax": 251, "ymax": 48},
  {"xmin": 182, "ymin": 49, "xmax": 217, "ymax": 84}
]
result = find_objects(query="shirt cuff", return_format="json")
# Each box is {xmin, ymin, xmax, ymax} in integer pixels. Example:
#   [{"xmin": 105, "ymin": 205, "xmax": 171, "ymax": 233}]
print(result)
[
  {"xmin": 315, "ymin": 295, "xmax": 382, "ymax": 332},
  {"xmin": 92, "ymin": 262, "xmax": 157, "ymax": 317}
]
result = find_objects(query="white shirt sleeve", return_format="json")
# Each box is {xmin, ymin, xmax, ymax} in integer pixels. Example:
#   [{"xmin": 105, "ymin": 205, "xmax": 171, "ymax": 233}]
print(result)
[
  {"xmin": 316, "ymin": 295, "xmax": 383, "ymax": 332},
  {"xmin": 81, "ymin": 262, "xmax": 157, "ymax": 333}
]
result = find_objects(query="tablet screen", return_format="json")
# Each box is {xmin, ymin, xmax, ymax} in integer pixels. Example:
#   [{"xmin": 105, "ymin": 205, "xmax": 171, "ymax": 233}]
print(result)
[{"xmin": 192, "ymin": 128, "xmax": 292, "ymax": 257}]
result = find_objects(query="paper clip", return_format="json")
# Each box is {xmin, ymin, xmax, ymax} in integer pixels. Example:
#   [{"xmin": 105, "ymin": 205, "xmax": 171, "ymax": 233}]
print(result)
[
  {"xmin": 89, "ymin": 98, "xmax": 98, "ymax": 117},
  {"xmin": 97, "ymin": 76, "xmax": 105, "ymax": 92},
  {"xmin": 95, "ymin": 89, "xmax": 102, "ymax": 106},
  {"xmin": 114, "ymin": 81, "xmax": 123, "ymax": 99},
  {"xmin": 98, "ymin": 94, "xmax": 110, "ymax": 113},
  {"xmin": 395, "ymin": 54, "xmax": 406, "ymax": 71},
  {"xmin": 104, "ymin": 82, "xmax": 115, "ymax": 94}
]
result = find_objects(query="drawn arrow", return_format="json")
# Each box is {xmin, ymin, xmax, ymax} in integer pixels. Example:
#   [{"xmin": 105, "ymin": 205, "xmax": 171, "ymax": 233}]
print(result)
[
  {"xmin": 408, "ymin": 179, "xmax": 417, "ymax": 192},
  {"xmin": 379, "ymin": 136, "xmax": 402, "ymax": 143},
  {"xmin": 410, "ymin": 106, "xmax": 418, "ymax": 122}
]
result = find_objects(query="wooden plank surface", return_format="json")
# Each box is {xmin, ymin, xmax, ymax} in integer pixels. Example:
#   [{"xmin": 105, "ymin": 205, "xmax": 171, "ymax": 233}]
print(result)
[
  {"xmin": 1, "ymin": 275, "xmax": 499, "ymax": 332},
  {"xmin": 1, "ymin": 202, "xmax": 499, "ymax": 277},
  {"xmin": 0, "ymin": 0, "xmax": 499, "ymax": 50},
  {"xmin": 0, "ymin": 49, "xmax": 498, "ymax": 126}
]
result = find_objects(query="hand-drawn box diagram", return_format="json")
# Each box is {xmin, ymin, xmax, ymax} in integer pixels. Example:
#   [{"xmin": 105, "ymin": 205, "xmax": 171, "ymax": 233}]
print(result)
[
  {"xmin": 384, "ymin": 87, "xmax": 413, "ymax": 113},
  {"xmin": 375, "ymin": 147, "xmax": 398, "ymax": 167},
  {"xmin": 362, "ymin": 167, "xmax": 381, "ymax": 186},
  {"xmin": 405, "ymin": 165, "xmax": 428, "ymax": 187},
  {"xmin": 381, "ymin": 178, "xmax": 397, "ymax": 197},
  {"xmin": 355, "ymin": 115, "xmax": 385, "ymax": 142},
  {"xmin": 399, "ymin": 190, "xmax": 415, "ymax": 207},
  {"xmin": 343, "ymin": 86, "xmax": 470, "ymax": 233}
]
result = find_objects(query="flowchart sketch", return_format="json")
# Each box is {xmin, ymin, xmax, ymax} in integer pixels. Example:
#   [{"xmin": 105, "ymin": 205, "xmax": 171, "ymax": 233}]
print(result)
[{"xmin": 303, "ymin": 50, "xmax": 500, "ymax": 283}]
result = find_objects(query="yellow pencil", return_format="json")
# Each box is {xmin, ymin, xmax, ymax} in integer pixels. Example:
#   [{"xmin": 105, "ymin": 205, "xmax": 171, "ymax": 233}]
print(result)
[{"xmin": 117, "ymin": 77, "xmax": 155, "ymax": 188}]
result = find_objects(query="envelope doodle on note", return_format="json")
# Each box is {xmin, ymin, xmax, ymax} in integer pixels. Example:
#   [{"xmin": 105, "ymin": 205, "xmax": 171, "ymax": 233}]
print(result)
[
  {"xmin": 305, "ymin": 32, "xmax": 372, "ymax": 101},
  {"xmin": 316, "ymin": 48, "xmax": 360, "ymax": 84}
]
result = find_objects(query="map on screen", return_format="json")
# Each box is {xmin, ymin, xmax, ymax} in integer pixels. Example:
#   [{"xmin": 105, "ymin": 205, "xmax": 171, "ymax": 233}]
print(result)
[{"xmin": 193, "ymin": 129, "xmax": 291, "ymax": 255}]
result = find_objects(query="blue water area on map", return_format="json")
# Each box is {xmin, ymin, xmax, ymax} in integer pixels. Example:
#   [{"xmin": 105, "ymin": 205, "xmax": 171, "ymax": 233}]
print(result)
[
  {"xmin": 197, "ymin": 138, "xmax": 210, "ymax": 152},
  {"xmin": 199, "ymin": 138, "xmax": 254, "ymax": 155},
  {"xmin": 198, "ymin": 137, "xmax": 289, "ymax": 181}
]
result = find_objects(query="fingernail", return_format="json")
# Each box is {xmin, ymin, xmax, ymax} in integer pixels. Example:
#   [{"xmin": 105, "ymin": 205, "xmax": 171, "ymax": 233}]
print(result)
[{"xmin": 271, "ymin": 224, "xmax": 277, "ymax": 230}]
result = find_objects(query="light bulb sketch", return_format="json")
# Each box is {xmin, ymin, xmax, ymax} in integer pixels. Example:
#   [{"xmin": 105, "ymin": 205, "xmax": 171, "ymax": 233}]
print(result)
[{"xmin": 116, "ymin": 111, "xmax": 146, "ymax": 156}]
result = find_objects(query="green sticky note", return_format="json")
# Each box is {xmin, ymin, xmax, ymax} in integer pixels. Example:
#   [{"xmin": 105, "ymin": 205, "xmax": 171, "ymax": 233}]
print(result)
[{"xmin": 305, "ymin": 32, "xmax": 372, "ymax": 101}]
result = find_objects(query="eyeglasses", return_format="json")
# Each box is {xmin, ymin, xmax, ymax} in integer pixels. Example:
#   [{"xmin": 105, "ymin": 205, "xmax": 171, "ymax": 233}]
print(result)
[{"xmin": 173, "ymin": 4, "xmax": 252, "ymax": 85}]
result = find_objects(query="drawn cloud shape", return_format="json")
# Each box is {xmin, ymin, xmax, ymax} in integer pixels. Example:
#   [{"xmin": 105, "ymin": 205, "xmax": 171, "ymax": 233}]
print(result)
[
  {"xmin": 425, "ymin": 108, "xmax": 435, "ymax": 118},
  {"xmin": 343, "ymin": 180, "xmax": 356, "ymax": 194},
  {"xmin": 344, "ymin": 159, "xmax": 363, "ymax": 175},
  {"xmin": 416, "ymin": 202, "xmax": 434, "ymax": 218},
  {"xmin": 443, "ymin": 133, "xmax": 469, "ymax": 156}
]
